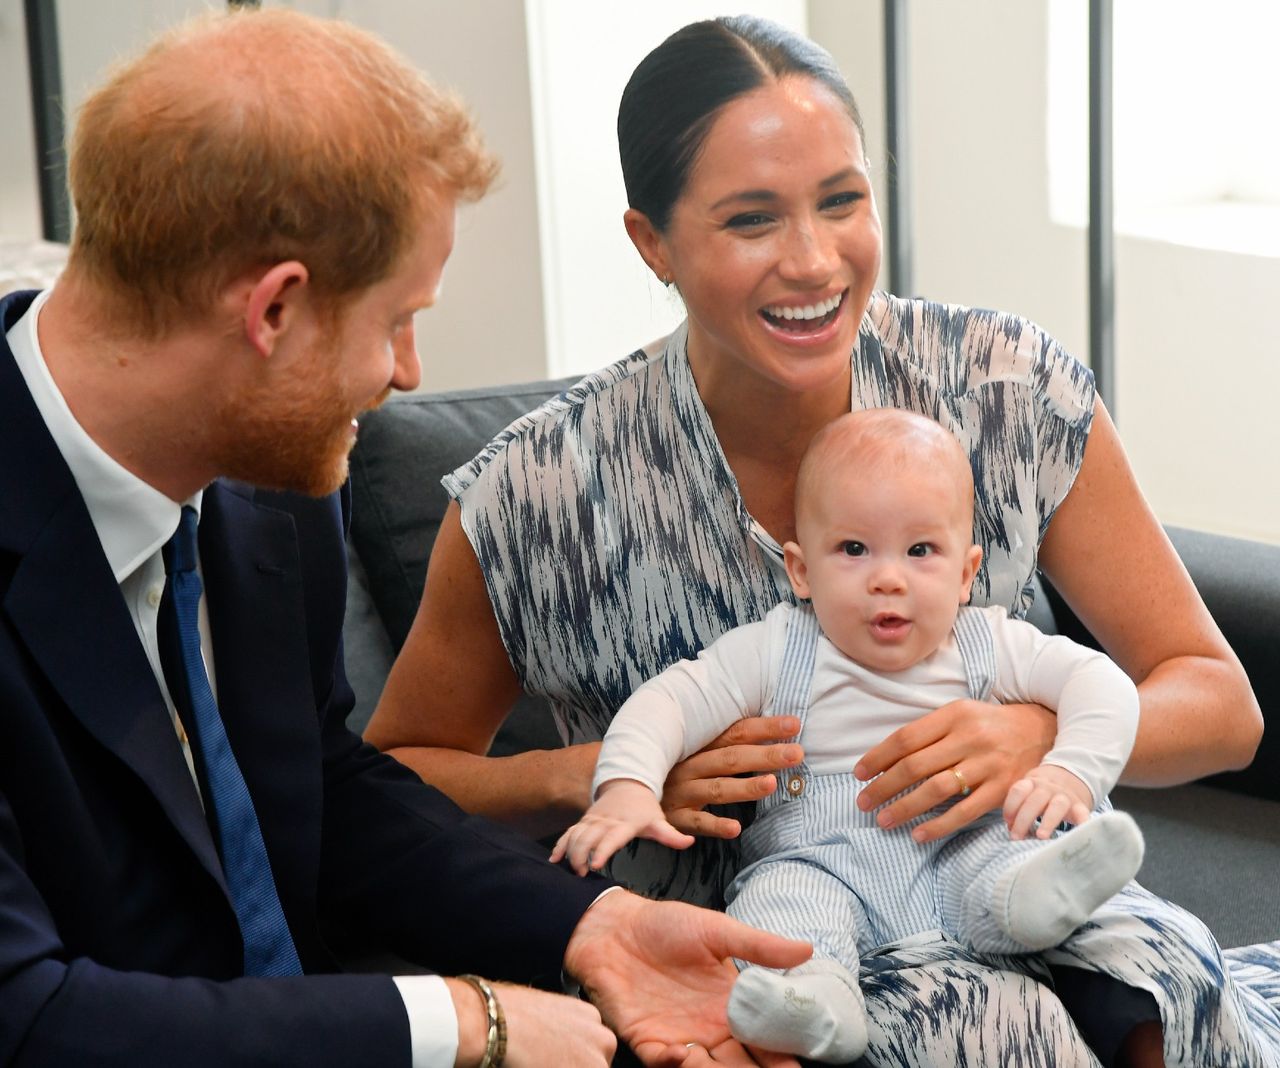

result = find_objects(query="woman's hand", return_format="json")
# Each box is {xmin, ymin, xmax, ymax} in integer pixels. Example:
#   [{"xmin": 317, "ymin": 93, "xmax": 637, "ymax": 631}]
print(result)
[
  {"xmin": 660, "ymin": 716, "xmax": 805, "ymax": 839},
  {"xmin": 853, "ymin": 698, "xmax": 1056, "ymax": 843}
]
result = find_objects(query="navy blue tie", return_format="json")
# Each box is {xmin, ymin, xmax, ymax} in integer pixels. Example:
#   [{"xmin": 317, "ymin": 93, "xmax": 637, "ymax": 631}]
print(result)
[{"xmin": 162, "ymin": 506, "xmax": 302, "ymax": 977}]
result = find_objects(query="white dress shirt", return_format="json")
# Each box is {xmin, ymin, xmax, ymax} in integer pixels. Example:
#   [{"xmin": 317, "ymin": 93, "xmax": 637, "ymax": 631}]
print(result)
[{"xmin": 7, "ymin": 287, "xmax": 456, "ymax": 1068}]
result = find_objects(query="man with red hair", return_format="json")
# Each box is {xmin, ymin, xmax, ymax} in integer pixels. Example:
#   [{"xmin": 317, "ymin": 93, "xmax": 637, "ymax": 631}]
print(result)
[{"xmin": 0, "ymin": 9, "xmax": 808, "ymax": 1066}]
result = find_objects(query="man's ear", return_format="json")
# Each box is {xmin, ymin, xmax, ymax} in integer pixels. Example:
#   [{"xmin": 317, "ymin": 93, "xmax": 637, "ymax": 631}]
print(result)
[
  {"xmin": 783, "ymin": 541, "xmax": 812, "ymax": 600},
  {"xmin": 243, "ymin": 261, "xmax": 310, "ymax": 358},
  {"xmin": 958, "ymin": 544, "xmax": 984, "ymax": 604},
  {"xmin": 623, "ymin": 209, "xmax": 673, "ymax": 287}
]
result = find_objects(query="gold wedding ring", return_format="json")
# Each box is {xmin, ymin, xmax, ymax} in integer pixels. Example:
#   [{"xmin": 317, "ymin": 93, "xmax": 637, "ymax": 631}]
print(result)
[{"xmin": 952, "ymin": 767, "xmax": 971, "ymax": 798}]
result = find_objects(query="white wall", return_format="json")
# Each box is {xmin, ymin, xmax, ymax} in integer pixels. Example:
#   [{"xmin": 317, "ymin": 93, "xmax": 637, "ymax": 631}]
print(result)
[
  {"xmin": 302, "ymin": 0, "xmax": 550, "ymax": 392},
  {"xmin": 868, "ymin": 0, "xmax": 1279, "ymax": 544},
  {"xmin": 0, "ymin": 1, "xmax": 46, "ymax": 240},
  {"xmin": 0, "ymin": 0, "xmax": 549, "ymax": 391},
  {"xmin": 526, "ymin": 0, "xmax": 807, "ymax": 379},
  {"xmin": 2, "ymin": 0, "xmax": 1276, "ymax": 541}
]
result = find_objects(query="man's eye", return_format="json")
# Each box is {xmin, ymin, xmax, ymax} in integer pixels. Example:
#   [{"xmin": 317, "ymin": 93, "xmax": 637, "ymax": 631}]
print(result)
[
  {"xmin": 907, "ymin": 543, "xmax": 933, "ymax": 557},
  {"xmin": 840, "ymin": 541, "xmax": 866, "ymax": 557}
]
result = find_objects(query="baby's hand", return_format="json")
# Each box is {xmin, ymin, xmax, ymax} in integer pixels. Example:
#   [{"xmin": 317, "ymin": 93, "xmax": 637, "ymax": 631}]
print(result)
[
  {"xmin": 549, "ymin": 779, "xmax": 696, "ymax": 876},
  {"xmin": 1003, "ymin": 764, "xmax": 1093, "ymax": 840}
]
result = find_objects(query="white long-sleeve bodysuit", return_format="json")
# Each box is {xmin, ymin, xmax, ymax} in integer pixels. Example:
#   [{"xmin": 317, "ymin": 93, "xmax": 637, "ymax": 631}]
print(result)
[{"xmin": 594, "ymin": 602, "xmax": 1140, "ymax": 959}]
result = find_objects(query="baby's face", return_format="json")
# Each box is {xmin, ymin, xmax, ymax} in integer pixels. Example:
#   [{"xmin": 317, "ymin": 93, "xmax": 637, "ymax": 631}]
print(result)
[{"xmin": 785, "ymin": 461, "xmax": 982, "ymax": 672}]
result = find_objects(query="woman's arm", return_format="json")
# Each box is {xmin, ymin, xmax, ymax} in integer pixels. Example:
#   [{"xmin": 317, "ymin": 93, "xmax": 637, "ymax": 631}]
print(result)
[
  {"xmin": 854, "ymin": 398, "xmax": 1262, "ymax": 838},
  {"xmin": 364, "ymin": 502, "xmax": 600, "ymax": 840},
  {"xmin": 1036, "ymin": 399, "xmax": 1262, "ymax": 783},
  {"xmin": 366, "ymin": 502, "xmax": 805, "ymax": 842}
]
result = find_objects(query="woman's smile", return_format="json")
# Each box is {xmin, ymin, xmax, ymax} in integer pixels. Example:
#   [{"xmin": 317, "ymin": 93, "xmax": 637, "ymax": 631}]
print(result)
[{"xmin": 759, "ymin": 288, "xmax": 849, "ymax": 343}]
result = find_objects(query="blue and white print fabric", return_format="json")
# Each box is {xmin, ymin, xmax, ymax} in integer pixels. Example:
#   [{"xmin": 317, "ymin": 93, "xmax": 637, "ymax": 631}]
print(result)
[
  {"xmin": 445, "ymin": 290, "xmax": 1280, "ymax": 1061},
  {"xmin": 445, "ymin": 291, "xmax": 1094, "ymax": 905}
]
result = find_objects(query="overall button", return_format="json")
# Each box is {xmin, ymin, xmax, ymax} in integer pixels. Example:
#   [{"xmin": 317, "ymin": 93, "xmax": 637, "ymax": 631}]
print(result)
[{"xmin": 785, "ymin": 774, "xmax": 806, "ymax": 797}]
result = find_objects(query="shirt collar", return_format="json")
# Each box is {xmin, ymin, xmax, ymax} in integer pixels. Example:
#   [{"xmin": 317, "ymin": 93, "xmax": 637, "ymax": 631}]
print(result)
[{"xmin": 6, "ymin": 286, "xmax": 202, "ymax": 582}]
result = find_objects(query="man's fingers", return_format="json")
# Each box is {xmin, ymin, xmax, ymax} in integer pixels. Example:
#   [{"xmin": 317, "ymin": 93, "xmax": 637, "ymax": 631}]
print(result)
[
  {"xmin": 705, "ymin": 1038, "xmax": 778, "ymax": 1066},
  {"xmin": 742, "ymin": 1046, "xmax": 803, "ymax": 1068},
  {"xmin": 652, "ymin": 1036, "xmax": 800, "ymax": 1067},
  {"xmin": 631, "ymin": 1039, "xmax": 696, "ymax": 1066}
]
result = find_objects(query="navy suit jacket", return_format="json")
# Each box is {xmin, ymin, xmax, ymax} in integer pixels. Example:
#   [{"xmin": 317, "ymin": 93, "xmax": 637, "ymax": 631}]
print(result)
[{"xmin": 0, "ymin": 291, "xmax": 606, "ymax": 1066}]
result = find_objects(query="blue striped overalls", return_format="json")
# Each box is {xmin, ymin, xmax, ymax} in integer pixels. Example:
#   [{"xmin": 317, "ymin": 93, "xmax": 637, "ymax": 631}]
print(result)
[
  {"xmin": 726, "ymin": 604, "xmax": 1081, "ymax": 964},
  {"xmin": 723, "ymin": 603, "xmax": 1280, "ymax": 1065}
]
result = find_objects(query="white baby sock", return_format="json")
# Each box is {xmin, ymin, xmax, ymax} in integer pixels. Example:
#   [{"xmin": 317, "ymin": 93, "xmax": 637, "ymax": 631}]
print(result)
[
  {"xmin": 727, "ymin": 959, "xmax": 867, "ymax": 1064},
  {"xmin": 993, "ymin": 810, "xmax": 1145, "ymax": 950}
]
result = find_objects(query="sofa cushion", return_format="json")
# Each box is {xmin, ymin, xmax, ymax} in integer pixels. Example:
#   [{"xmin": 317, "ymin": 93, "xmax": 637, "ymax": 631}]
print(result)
[
  {"xmin": 346, "ymin": 379, "xmax": 576, "ymax": 751},
  {"xmin": 349, "ymin": 379, "xmax": 577, "ymax": 651},
  {"xmin": 1111, "ymin": 783, "xmax": 1280, "ymax": 949}
]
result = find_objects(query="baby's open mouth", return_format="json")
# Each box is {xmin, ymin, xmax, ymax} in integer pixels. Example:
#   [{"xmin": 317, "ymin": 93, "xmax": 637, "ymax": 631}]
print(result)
[{"xmin": 871, "ymin": 613, "xmax": 911, "ymax": 637}]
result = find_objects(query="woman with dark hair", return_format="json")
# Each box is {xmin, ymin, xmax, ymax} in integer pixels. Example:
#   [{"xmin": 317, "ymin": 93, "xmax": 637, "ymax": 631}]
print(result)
[{"xmin": 368, "ymin": 16, "xmax": 1280, "ymax": 1064}]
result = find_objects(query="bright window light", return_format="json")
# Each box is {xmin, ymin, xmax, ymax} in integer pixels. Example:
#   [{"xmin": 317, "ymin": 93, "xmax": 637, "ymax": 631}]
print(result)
[{"xmin": 1048, "ymin": 0, "xmax": 1280, "ymax": 257}]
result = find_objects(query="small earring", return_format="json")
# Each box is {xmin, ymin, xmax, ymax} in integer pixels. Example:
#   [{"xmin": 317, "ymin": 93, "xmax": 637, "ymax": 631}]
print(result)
[{"xmin": 662, "ymin": 274, "xmax": 673, "ymax": 287}]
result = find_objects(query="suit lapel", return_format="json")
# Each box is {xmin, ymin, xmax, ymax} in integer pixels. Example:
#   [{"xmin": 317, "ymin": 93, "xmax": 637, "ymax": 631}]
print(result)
[
  {"xmin": 2, "ymin": 296, "xmax": 320, "ymax": 937},
  {"xmin": 0, "ymin": 304, "xmax": 226, "ymax": 892}
]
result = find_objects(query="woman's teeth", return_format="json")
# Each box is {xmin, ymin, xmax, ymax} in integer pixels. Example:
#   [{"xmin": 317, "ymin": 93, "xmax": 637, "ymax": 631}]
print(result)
[{"xmin": 762, "ymin": 292, "xmax": 844, "ymax": 321}]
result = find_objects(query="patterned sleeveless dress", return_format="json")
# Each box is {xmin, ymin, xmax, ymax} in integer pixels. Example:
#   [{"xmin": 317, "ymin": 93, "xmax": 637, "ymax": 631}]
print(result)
[{"xmin": 445, "ymin": 291, "xmax": 1280, "ymax": 1065}]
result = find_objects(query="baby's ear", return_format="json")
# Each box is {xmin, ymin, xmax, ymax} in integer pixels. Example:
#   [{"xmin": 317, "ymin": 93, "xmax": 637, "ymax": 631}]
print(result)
[
  {"xmin": 958, "ymin": 544, "xmax": 984, "ymax": 604},
  {"xmin": 783, "ymin": 541, "xmax": 811, "ymax": 599}
]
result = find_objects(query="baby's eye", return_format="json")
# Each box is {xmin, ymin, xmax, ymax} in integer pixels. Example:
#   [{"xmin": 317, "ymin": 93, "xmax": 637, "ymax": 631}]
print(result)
[
  {"xmin": 840, "ymin": 541, "xmax": 866, "ymax": 557},
  {"xmin": 907, "ymin": 543, "xmax": 934, "ymax": 558}
]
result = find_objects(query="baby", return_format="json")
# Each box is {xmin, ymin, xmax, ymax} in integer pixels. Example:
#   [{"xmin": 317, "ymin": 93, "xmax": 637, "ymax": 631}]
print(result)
[{"xmin": 552, "ymin": 407, "xmax": 1146, "ymax": 1063}]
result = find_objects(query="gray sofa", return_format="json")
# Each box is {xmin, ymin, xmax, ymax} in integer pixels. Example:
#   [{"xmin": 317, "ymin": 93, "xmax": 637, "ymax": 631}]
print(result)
[{"xmin": 343, "ymin": 379, "xmax": 1280, "ymax": 952}]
